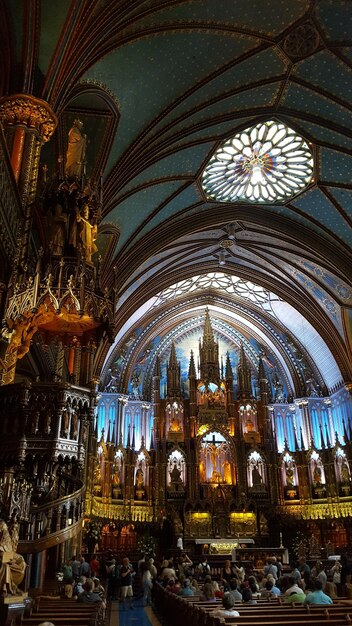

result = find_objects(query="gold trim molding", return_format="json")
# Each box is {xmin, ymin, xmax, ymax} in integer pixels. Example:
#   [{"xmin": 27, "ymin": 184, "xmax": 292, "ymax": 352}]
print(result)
[{"xmin": 0, "ymin": 94, "xmax": 57, "ymax": 142}]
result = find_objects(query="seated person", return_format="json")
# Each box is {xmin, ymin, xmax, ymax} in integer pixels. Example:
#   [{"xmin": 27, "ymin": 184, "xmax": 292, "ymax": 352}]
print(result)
[
  {"xmin": 225, "ymin": 577, "xmax": 242, "ymax": 603},
  {"xmin": 77, "ymin": 578, "xmax": 105, "ymax": 607},
  {"xmin": 284, "ymin": 576, "xmax": 305, "ymax": 604},
  {"xmin": 304, "ymin": 579, "xmax": 333, "ymax": 605},
  {"xmin": 74, "ymin": 575, "xmax": 87, "ymax": 596},
  {"xmin": 261, "ymin": 580, "xmax": 281, "ymax": 597},
  {"xmin": 167, "ymin": 578, "xmax": 181, "ymax": 594},
  {"xmin": 64, "ymin": 577, "xmax": 74, "ymax": 598},
  {"xmin": 248, "ymin": 575, "xmax": 260, "ymax": 597},
  {"xmin": 200, "ymin": 582, "xmax": 217, "ymax": 602},
  {"xmin": 210, "ymin": 594, "xmax": 240, "ymax": 618},
  {"xmin": 178, "ymin": 578, "xmax": 194, "ymax": 597},
  {"xmin": 93, "ymin": 577, "xmax": 105, "ymax": 599},
  {"xmin": 241, "ymin": 587, "xmax": 257, "ymax": 605}
]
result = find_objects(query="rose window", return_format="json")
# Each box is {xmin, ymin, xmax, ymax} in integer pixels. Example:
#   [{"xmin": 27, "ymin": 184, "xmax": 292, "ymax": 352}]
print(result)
[{"xmin": 201, "ymin": 120, "xmax": 313, "ymax": 203}]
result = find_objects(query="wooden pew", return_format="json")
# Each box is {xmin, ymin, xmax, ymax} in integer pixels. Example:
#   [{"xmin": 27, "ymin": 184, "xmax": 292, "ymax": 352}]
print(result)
[{"xmin": 154, "ymin": 583, "xmax": 352, "ymax": 626}]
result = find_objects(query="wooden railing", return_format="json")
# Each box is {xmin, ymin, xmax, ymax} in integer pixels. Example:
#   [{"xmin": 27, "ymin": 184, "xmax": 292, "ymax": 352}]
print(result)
[{"xmin": 18, "ymin": 476, "xmax": 85, "ymax": 553}]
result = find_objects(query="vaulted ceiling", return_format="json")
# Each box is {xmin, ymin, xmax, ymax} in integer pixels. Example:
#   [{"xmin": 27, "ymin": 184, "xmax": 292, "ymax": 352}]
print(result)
[{"xmin": 2, "ymin": 0, "xmax": 352, "ymax": 394}]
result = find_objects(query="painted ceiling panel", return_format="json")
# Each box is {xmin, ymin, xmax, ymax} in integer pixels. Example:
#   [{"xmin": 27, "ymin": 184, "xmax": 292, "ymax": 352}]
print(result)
[
  {"xmin": 145, "ymin": 0, "xmax": 309, "ymax": 37},
  {"xmin": 168, "ymin": 117, "xmax": 254, "ymax": 148},
  {"xmin": 84, "ymin": 32, "xmax": 259, "ymax": 170},
  {"xmin": 150, "ymin": 48, "xmax": 287, "ymax": 132},
  {"xmin": 165, "ymin": 83, "xmax": 282, "ymax": 133},
  {"xmin": 293, "ymin": 50, "xmax": 352, "ymax": 103},
  {"xmin": 316, "ymin": 0, "xmax": 352, "ymax": 40},
  {"xmin": 268, "ymin": 252, "xmax": 352, "ymax": 305},
  {"xmin": 273, "ymin": 262, "xmax": 344, "ymax": 335},
  {"xmin": 320, "ymin": 148, "xmax": 352, "ymax": 185},
  {"xmin": 39, "ymin": 1, "xmax": 72, "ymax": 73},
  {"xmin": 111, "ymin": 180, "xmax": 185, "ymax": 250},
  {"xmin": 9, "ymin": 0, "xmax": 23, "ymax": 64},
  {"xmin": 270, "ymin": 300, "xmax": 342, "ymax": 389},
  {"xmin": 115, "ymin": 142, "xmax": 213, "ymax": 198},
  {"xmin": 282, "ymin": 84, "xmax": 352, "ymax": 130},
  {"xmin": 327, "ymin": 187, "xmax": 352, "ymax": 221},
  {"xmin": 283, "ymin": 118, "xmax": 351, "ymax": 151},
  {"xmin": 292, "ymin": 187, "xmax": 352, "ymax": 246}
]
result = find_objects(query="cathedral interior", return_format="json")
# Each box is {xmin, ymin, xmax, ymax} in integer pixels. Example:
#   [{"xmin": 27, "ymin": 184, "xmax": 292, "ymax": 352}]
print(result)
[{"xmin": 0, "ymin": 0, "xmax": 352, "ymax": 596}]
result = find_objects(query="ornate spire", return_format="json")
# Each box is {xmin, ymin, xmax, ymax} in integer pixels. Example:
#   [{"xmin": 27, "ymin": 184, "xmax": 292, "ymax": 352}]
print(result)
[
  {"xmin": 150, "ymin": 428, "xmax": 155, "ymax": 450},
  {"xmin": 199, "ymin": 308, "xmax": 220, "ymax": 384},
  {"xmin": 132, "ymin": 425, "xmax": 136, "ymax": 450},
  {"xmin": 325, "ymin": 424, "xmax": 331, "ymax": 448},
  {"xmin": 237, "ymin": 343, "xmax": 252, "ymax": 399},
  {"xmin": 188, "ymin": 350, "xmax": 196, "ymax": 378},
  {"xmin": 106, "ymin": 421, "xmax": 111, "ymax": 443},
  {"xmin": 225, "ymin": 352, "xmax": 233, "ymax": 379},
  {"xmin": 203, "ymin": 307, "xmax": 215, "ymax": 343},
  {"xmin": 258, "ymin": 356, "xmax": 269, "ymax": 397},
  {"xmin": 167, "ymin": 341, "xmax": 181, "ymax": 398},
  {"xmin": 153, "ymin": 355, "xmax": 161, "ymax": 377}
]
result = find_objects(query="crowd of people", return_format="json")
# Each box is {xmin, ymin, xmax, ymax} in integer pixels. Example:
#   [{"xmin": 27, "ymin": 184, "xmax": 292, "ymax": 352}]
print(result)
[
  {"xmin": 56, "ymin": 550, "xmax": 351, "ymax": 616},
  {"xmin": 140, "ymin": 552, "xmax": 349, "ymax": 617}
]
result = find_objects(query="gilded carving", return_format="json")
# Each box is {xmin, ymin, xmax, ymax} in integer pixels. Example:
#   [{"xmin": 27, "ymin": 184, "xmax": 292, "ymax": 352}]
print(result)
[{"xmin": 0, "ymin": 95, "xmax": 57, "ymax": 143}]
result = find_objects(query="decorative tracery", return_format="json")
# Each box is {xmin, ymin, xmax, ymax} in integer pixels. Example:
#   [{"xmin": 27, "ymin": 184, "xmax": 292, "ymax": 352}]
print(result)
[
  {"xmin": 153, "ymin": 272, "xmax": 279, "ymax": 311},
  {"xmin": 202, "ymin": 120, "xmax": 313, "ymax": 203}
]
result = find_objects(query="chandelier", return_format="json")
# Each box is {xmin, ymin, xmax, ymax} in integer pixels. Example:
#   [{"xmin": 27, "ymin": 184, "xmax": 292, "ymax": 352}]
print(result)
[{"xmin": 202, "ymin": 120, "xmax": 313, "ymax": 203}]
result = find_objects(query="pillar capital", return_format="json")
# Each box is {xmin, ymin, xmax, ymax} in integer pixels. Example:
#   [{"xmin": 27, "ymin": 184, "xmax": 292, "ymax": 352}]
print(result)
[{"xmin": 0, "ymin": 94, "xmax": 57, "ymax": 143}]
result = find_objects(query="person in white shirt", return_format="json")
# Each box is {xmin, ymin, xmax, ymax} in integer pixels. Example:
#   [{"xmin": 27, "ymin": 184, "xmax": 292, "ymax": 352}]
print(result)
[{"xmin": 210, "ymin": 595, "xmax": 240, "ymax": 618}]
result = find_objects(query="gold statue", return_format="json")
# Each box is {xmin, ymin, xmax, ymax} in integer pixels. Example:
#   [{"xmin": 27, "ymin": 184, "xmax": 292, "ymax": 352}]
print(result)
[
  {"xmin": 135, "ymin": 465, "xmax": 144, "ymax": 490},
  {"xmin": 169, "ymin": 414, "xmax": 181, "ymax": 432},
  {"xmin": 77, "ymin": 205, "xmax": 98, "ymax": 263},
  {"xmin": 0, "ymin": 519, "xmax": 26, "ymax": 595},
  {"xmin": 199, "ymin": 460, "xmax": 206, "ymax": 483},
  {"xmin": 224, "ymin": 460, "xmax": 232, "ymax": 484},
  {"xmin": 65, "ymin": 119, "xmax": 86, "ymax": 178}
]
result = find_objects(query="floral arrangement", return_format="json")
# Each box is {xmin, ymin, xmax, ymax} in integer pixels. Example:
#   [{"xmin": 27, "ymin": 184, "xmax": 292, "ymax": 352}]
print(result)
[
  {"xmin": 291, "ymin": 530, "xmax": 310, "ymax": 559},
  {"xmin": 84, "ymin": 519, "xmax": 102, "ymax": 547},
  {"xmin": 137, "ymin": 534, "xmax": 156, "ymax": 557}
]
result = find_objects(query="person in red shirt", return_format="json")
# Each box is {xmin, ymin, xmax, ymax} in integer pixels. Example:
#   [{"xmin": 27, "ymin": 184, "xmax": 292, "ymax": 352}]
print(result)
[{"xmin": 90, "ymin": 554, "xmax": 100, "ymax": 578}]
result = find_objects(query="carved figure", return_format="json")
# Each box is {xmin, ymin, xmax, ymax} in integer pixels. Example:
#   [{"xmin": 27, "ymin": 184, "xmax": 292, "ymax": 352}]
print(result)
[
  {"xmin": 224, "ymin": 460, "xmax": 232, "ymax": 484},
  {"xmin": 199, "ymin": 460, "xmax": 206, "ymax": 483},
  {"xmin": 286, "ymin": 464, "xmax": 295, "ymax": 486},
  {"xmin": 61, "ymin": 410, "xmax": 69, "ymax": 438},
  {"xmin": 51, "ymin": 202, "xmax": 67, "ymax": 256},
  {"xmin": 65, "ymin": 119, "xmax": 86, "ymax": 178},
  {"xmin": 252, "ymin": 465, "xmax": 262, "ymax": 487},
  {"xmin": 77, "ymin": 204, "xmax": 98, "ymax": 262},
  {"xmin": 341, "ymin": 461, "xmax": 350, "ymax": 484},
  {"xmin": 313, "ymin": 464, "xmax": 322, "ymax": 485},
  {"xmin": 135, "ymin": 466, "xmax": 144, "ymax": 490},
  {"xmin": 131, "ymin": 371, "xmax": 141, "ymax": 399},
  {"xmin": 169, "ymin": 414, "xmax": 181, "ymax": 432},
  {"xmin": 0, "ymin": 519, "xmax": 26, "ymax": 595},
  {"xmin": 169, "ymin": 462, "xmax": 182, "ymax": 485},
  {"xmin": 70, "ymin": 412, "xmax": 78, "ymax": 439}
]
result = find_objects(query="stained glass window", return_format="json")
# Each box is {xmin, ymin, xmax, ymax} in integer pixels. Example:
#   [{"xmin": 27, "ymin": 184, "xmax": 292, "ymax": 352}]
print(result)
[{"xmin": 202, "ymin": 120, "xmax": 313, "ymax": 203}]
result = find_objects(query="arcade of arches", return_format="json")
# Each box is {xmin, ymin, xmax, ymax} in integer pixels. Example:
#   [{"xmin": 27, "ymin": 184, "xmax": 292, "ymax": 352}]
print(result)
[{"xmin": 0, "ymin": 0, "xmax": 351, "ymax": 595}]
